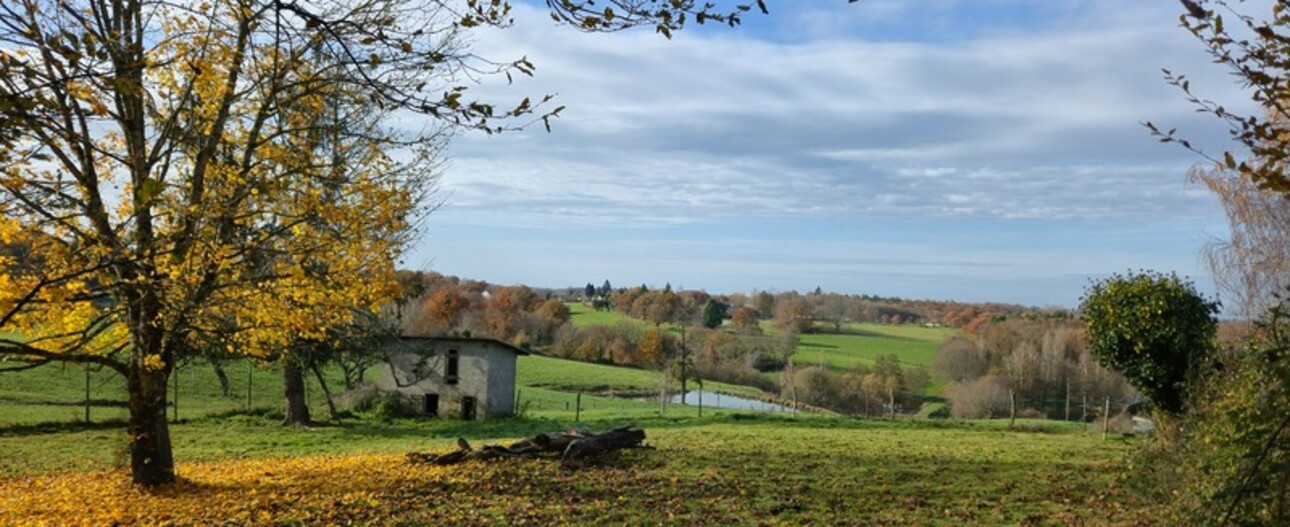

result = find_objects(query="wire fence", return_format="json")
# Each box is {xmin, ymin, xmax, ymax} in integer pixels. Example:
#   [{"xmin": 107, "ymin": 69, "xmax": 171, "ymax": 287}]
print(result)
[{"xmin": 1, "ymin": 361, "xmax": 348, "ymax": 428}]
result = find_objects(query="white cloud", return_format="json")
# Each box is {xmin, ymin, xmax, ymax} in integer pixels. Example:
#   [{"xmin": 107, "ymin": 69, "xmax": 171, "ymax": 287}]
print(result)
[
  {"xmin": 423, "ymin": 1, "xmax": 1245, "ymax": 229},
  {"xmin": 396, "ymin": 1, "xmax": 1254, "ymax": 305}
]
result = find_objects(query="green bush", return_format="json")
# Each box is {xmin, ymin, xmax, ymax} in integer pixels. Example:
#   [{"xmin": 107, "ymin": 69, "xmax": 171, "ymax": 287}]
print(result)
[
  {"xmin": 344, "ymin": 387, "xmax": 409, "ymax": 421},
  {"xmin": 1179, "ymin": 343, "xmax": 1290, "ymax": 525},
  {"xmin": 1080, "ymin": 271, "xmax": 1218, "ymax": 415},
  {"xmin": 1127, "ymin": 303, "xmax": 1290, "ymax": 526}
]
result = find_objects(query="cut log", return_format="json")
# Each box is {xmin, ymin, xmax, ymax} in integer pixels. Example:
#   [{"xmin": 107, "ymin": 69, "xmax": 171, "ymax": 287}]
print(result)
[{"xmin": 406, "ymin": 424, "xmax": 650, "ymax": 467}]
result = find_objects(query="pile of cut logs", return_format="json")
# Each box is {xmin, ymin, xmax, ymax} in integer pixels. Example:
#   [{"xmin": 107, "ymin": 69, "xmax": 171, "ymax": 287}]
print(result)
[{"xmin": 406, "ymin": 424, "xmax": 649, "ymax": 467}]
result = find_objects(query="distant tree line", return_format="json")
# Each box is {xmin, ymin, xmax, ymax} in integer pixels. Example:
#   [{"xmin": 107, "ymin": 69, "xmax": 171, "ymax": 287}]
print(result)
[{"xmin": 577, "ymin": 280, "xmax": 1068, "ymax": 333}]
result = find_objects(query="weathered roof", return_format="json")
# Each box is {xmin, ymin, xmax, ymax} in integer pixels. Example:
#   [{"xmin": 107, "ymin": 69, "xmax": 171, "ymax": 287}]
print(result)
[{"xmin": 394, "ymin": 335, "xmax": 531, "ymax": 356}]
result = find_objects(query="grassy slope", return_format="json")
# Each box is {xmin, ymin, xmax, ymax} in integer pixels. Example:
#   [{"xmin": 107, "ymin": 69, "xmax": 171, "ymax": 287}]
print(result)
[
  {"xmin": 767, "ymin": 321, "xmax": 955, "ymax": 371},
  {"xmin": 785, "ymin": 323, "xmax": 956, "ymax": 396},
  {"xmin": 566, "ymin": 301, "xmax": 955, "ymax": 372},
  {"xmin": 0, "ymin": 413, "xmax": 1140, "ymax": 525},
  {"xmin": 518, "ymin": 355, "xmax": 763, "ymax": 398},
  {"xmin": 566, "ymin": 302, "xmax": 642, "ymax": 328}
]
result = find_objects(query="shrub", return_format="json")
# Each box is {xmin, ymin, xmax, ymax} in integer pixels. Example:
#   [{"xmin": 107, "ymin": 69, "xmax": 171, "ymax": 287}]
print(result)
[
  {"xmin": 1080, "ymin": 271, "xmax": 1218, "ymax": 415},
  {"xmin": 946, "ymin": 376, "xmax": 1010, "ymax": 419},
  {"xmin": 751, "ymin": 353, "xmax": 785, "ymax": 373},
  {"xmin": 342, "ymin": 386, "xmax": 410, "ymax": 421},
  {"xmin": 1173, "ymin": 343, "xmax": 1290, "ymax": 524}
]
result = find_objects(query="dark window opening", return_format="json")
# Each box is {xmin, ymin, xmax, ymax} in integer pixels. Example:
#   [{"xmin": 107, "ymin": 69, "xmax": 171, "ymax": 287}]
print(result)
[
  {"xmin": 446, "ymin": 349, "xmax": 459, "ymax": 385},
  {"xmin": 423, "ymin": 393, "xmax": 439, "ymax": 417},
  {"xmin": 461, "ymin": 396, "xmax": 476, "ymax": 420}
]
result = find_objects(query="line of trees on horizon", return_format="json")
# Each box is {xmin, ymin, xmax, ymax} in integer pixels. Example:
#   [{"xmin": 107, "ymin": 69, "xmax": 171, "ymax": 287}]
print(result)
[{"xmin": 575, "ymin": 279, "xmax": 1068, "ymax": 333}]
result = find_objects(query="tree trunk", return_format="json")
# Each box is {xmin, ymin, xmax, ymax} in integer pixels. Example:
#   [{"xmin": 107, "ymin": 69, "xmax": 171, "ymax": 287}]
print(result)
[
  {"xmin": 212, "ymin": 361, "xmax": 231, "ymax": 397},
  {"xmin": 282, "ymin": 360, "xmax": 311, "ymax": 425},
  {"xmin": 341, "ymin": 362, "xmax": 358, "ymax": 390},
  {"xmin": 888, "ymin": 388, "xmax": 895, "ymax": 419},
  {"xmin": 310, "ymin": 363, "xmax": 339, "ymax": 421},
  {"xmin": 127, "ymin": 368, "xmax": 175, "ymax": 486}
]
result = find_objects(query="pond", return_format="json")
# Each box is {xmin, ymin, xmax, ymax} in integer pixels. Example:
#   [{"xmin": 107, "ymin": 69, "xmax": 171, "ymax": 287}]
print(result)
[{"xmin": 643, "ymin": 390, "xmax": 795, "ymax": 413}]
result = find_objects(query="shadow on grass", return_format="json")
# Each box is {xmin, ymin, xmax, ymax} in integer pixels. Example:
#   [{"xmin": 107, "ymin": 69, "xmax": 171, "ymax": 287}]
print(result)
[
  {"xmin": 811, "ymin": 328, "xmax": 925, "ymax": 343},
  {"xmin": 319, "ymin": 412, "xmax": 1063, "ymax": 444},
  {"xmin": 0, "ymin": 396, "xmax": 128, "ymax": 407},
  {"xmin": 0, "ymin": 419, "xmax": 128, "ymax": 437}
]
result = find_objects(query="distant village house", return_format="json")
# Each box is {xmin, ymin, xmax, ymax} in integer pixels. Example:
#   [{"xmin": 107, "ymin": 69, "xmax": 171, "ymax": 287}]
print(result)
[{"xmin": 375, "ymin": 336, "xmax": 528, "ymax": 420}]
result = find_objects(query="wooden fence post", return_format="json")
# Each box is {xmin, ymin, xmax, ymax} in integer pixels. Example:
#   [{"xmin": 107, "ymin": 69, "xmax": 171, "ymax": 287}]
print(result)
[
  {"xmin": 889, "ymin": 388, "xmax": 896, "ymax": 420},
  {"xmin": 1064, "ymin": 380, "xmax": 1071, "ymax": 422},
  {"xmin": 697, "ymin": 380, "xmax": 703, "ymax": 417},
  {"xmin": 576, "ymin": 390, "xmax": 582, "ymax": 422},
  {"xmin": 660, "ymin": 385, "xmax": 666, "ymax": 416},
  {"xmin": 1102, "ymin": 397, "xmax": 1111, "ymax": 440},
  {"xmin": 246, "ymin": 361, "xmax": 253, "ymax": 411},
  {"xmin": 1009, "ymin": 390, "xmax": 1016, "ymax": 428},
  {"xmin": 84, "ymin": 367, "xmax": 91, "ymax": 423},
  {"xmin": 172, "ymin": 365, "xmax": 179, "ymax": 421}
]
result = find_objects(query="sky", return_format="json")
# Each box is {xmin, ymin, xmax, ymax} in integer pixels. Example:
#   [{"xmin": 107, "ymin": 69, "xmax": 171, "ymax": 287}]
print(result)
[{"xmin": 400, "ymin": 0, "xmax": 1255, "ymax": 308}]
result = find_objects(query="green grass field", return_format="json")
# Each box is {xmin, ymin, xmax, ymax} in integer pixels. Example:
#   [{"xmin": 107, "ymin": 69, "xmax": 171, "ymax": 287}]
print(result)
[
  {"xmin": 0, "ymin": 411, "xmax": 1142, "ymax": 525},
  {"xmin": 767, "ymin": 321, "xmax": 955, "ymax": 371},
  {"xmin": 787, "ymin": 323, "xmax": 955, "ymax": 395},
  {"xmin": 566, "ymin": 302, "xmax": 641, "ymax": 328},
  {"xmin": 567, "ymin": 302, "xmax": 954, "ymax": 373},
  {"xmin": 518, "ymin": 354, "xmax": 764, "ymax": 397}
]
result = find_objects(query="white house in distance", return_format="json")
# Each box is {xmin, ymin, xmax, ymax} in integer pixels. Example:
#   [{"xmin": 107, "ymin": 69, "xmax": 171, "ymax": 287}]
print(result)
[{"xmin": 374, "ymin": 336, "xmax": 528, "ymax": 420}]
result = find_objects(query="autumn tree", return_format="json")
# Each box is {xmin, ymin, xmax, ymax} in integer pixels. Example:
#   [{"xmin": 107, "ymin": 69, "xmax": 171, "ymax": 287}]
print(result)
[
  {"xmin": 1154, "ymin": 1, "xmax": 1290, "ymax": 200},
  {"xmin": 633, "ymin": 289, "xmax": 681, "ymax": 326},
  {"xmin": 774, "ymin": 294, "xmax": 813, "ymax": 334},
  {"xmin": 420, "ymin": 287, "xmax": 471, "ymax": 335},
  {"xmin": 934, "ymin": 338, "xmax": 991, "ymax": 383},
  {"xmin": 1189, "ymin": 164, "xmax": 1290, "ymax": 318},
  {"xmin": 536, "ymin": 298, "xmax": 572, "ymax": 324},
  {"xmin": 820, "ymin": 294, "xmax": 850, "ymax": 332},
  {"xmin": 638, "ymin": 326, "xmax": 666, "ymax": 368},
  {"xmin": 0, "ymin": 0, "xmax": 550, "ymax": 486},
  {"xmin": 729, "ymin": 306, "xmax": 762, "ymax": 334}
]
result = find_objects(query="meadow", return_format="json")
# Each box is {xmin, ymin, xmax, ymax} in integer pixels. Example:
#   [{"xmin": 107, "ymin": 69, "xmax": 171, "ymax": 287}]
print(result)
[
  {"xmin": 786, "ymin": 322, "xmax": 955, "ymax": 370},
  {"xmin": 518, "ymin": 354, "xmax": 764, "ymax": 398},
  {"xmin": 1, "ymin": 311, "xmax": 1144, "ymax": 525},
  {"xmin": 565, "ymin": 301, "xmax": 954, "ymax": 373},
  {"xmin": 0, "ymin": 411, "xmax": 1142, "ymax": 525},
  {"xmin": 566, "ymin": 302, "xmax": 642, "ymax": 328}
]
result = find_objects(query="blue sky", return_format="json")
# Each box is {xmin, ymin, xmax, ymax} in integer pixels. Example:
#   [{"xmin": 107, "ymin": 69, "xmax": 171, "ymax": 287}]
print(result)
[{"xmin": 400, "ymin": 0, "xmax": 1253, "ymax": 307}]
